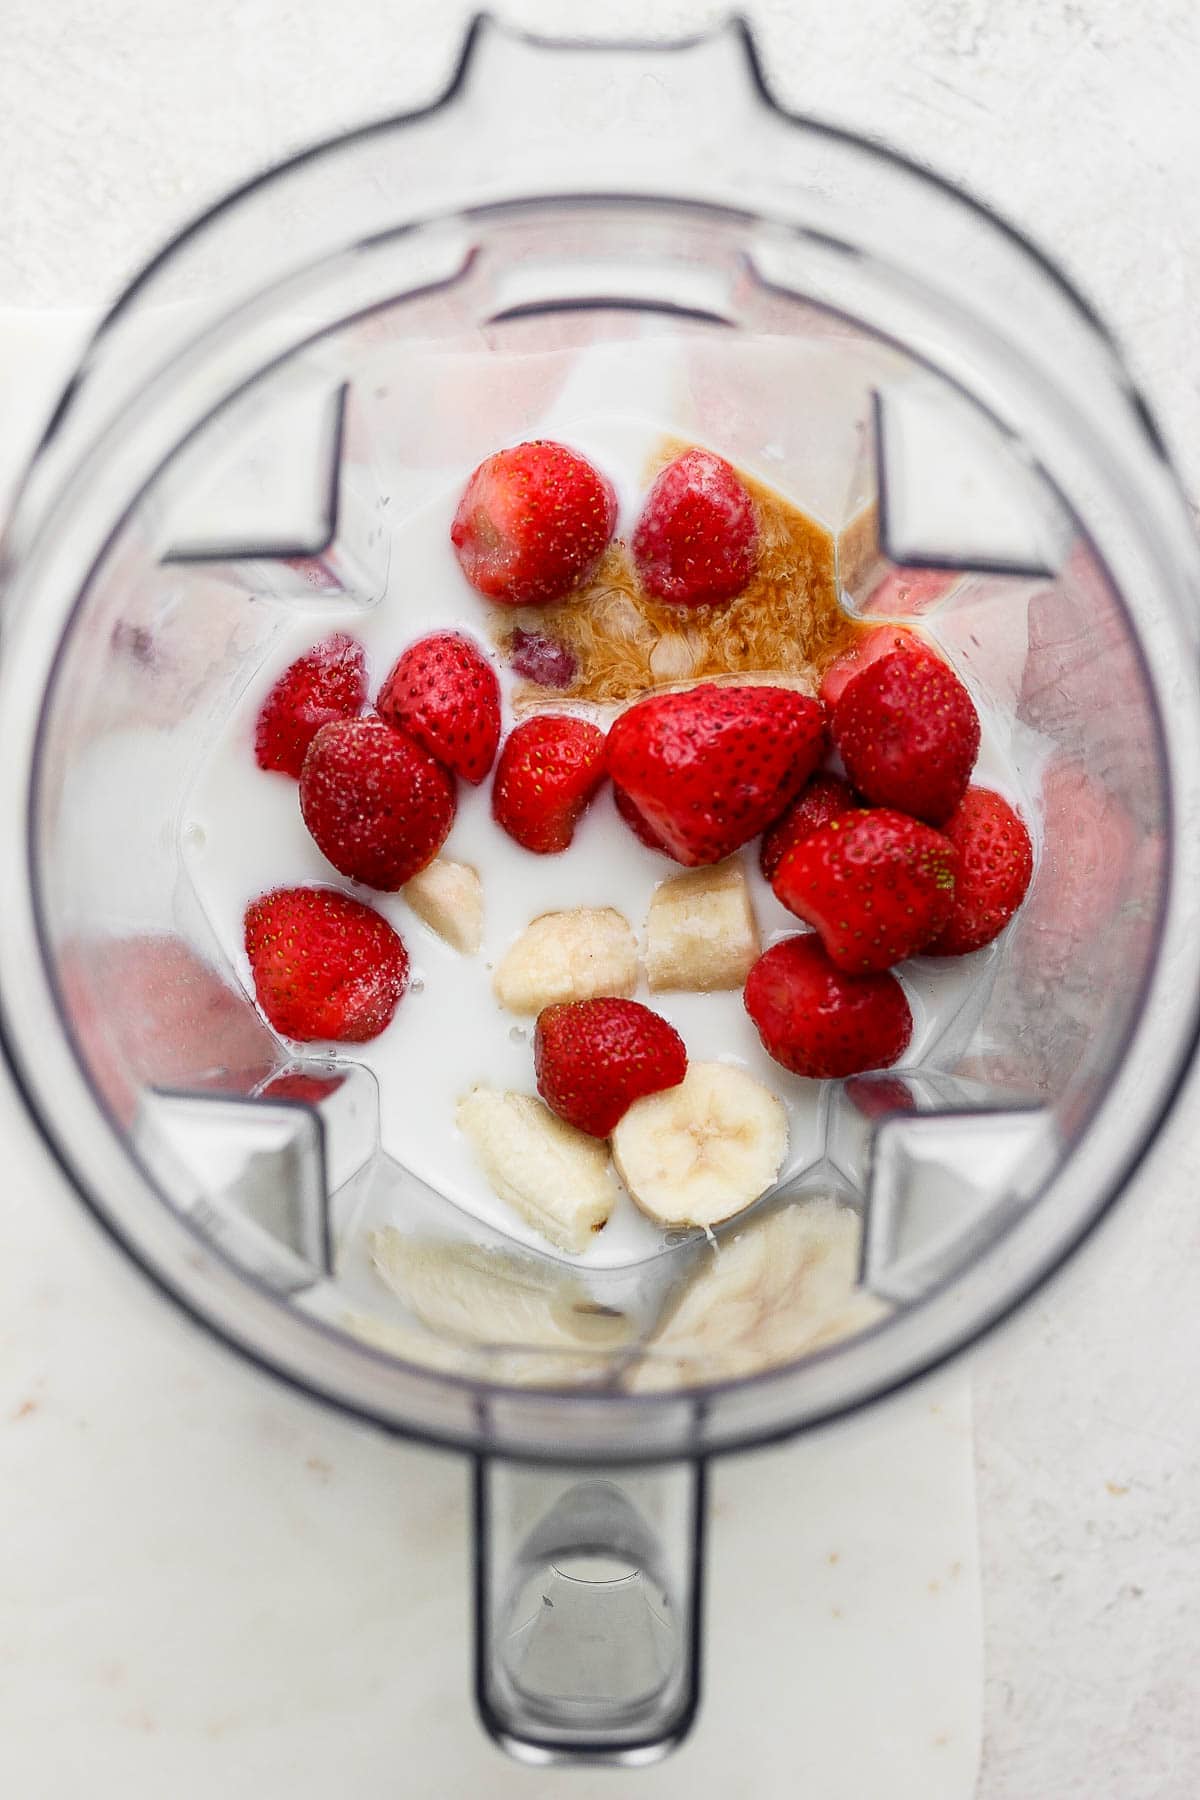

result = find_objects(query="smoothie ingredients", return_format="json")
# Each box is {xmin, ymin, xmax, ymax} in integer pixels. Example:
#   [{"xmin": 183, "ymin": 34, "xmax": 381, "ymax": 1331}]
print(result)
[
  {"xmin": 613, "ymin": 784, "xmax": 674, "ymax": 854},
  {"xmin": 253, "ymin": 632, "xmax": 366, "ymax": 777},
  {"xmin": 456, "ymin": 1085, "xmax": 617, "ymax": 1252},
  {"xmin": 832, "ymin": 647, "xmax": 981, "ymax": 825},
  {"xmin": 376, "ymin": 630, "xmax": 500, "ymax": 785},
  {"xmin": 492, "ymin": 907, "xmax": 638, "ymax": 1014},
  {"xmin": 607, "ymin": 683, "xmax": 826, "ymax": 866},
  {"xmin": 927, "ymin": 786, "xmax": 1034, "ymax": 955},
  {"xmin": 300, "ymin": 716, "xmax": 456, "ymax": 889},
  {"xmin": 244, "ymin": 885, "xmax": 409, "ymax": 1043},
  {"xmin": 611, "ymin": 1061, "xmax": 788, "ymax": 1229},
  {"xmin": 492, "ymin": 714, "xmax": 608, "ymax": 853},
  {"xmin": 403, "ymin": 857, "xmax": 484, "ymax": 954},
  {"xmin": 744, "ymin": 935, "xmax": 913, "ymax": 1079},
  {"xmin": 771, "ymin": 808, "xmax": 957, "ymax": 973},
  {"xmin": 631, "ymin": 447, "xmax": 759, "ymax": 606},
  {"xmin": 535, "ymin": 998, "xmax": 688, "ymax": 1137},
  {"xmin": 645, "ymin": 860, "xmax": 760, "ymax": 992},
  {"xmin": 759, "ymin": 772, "xmax": 861, "ymax": 882},
  {"xmin": 451, "ymin": 440, "xmax": 618, "ymax": 605}
]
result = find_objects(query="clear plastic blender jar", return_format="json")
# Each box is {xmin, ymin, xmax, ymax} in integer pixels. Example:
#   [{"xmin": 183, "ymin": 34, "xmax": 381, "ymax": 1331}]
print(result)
[{"xmin": 2, "ymin": 18, "xmax": 1199, "ymax": 1765}]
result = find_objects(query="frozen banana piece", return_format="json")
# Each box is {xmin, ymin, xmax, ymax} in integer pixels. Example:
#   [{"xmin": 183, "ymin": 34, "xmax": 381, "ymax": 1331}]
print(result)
[
  {"xmin": 612, "ymin": 1060, "xmax": 787, "ymax": 1229},
  {"xmin": 627, "ymin": 1197, "xmax": 888, "ymax": 1391},
  {"xmin": 645, "ymin": 860, "xmax": 760, "ymax": 992},
  {"xmin": 457, "ymin": 1085, "xmax": 618, "ymax": 1253},
  {"xmin": 404, "ymin": 857, "xmax": 483, "ymax": 953},
  {"xmin": 493, "ymin": 906, "xmax": 638, "ymax": 1014},
  {"xmin": 370, "ymin": 1230, "xmax": 632, "ymax": 1350}
]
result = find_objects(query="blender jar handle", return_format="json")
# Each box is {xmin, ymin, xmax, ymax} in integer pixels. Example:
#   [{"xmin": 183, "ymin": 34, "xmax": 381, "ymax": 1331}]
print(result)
[{"xmin": 473, "ymin": 1455, "xmax": 706, "ymax": 1764}]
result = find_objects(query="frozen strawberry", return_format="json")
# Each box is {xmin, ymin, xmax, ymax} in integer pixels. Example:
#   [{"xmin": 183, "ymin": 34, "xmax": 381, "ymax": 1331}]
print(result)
[
  {"xmin": 832, "ymin": 648, "xmax": 979, "ymax": 824},
  {"xmin": 606, "ymin": 684, "xmax": 826, "ymax": 867},
  {"xmin": 254, "ymin": 633, "xmax": 367, "ymax": 777},
  {"xmin": 818, "ymin": 625, "xmax": 926, "ymax": 710},
  {"xmin": 744, "ymin": 935, "xmax": 912, "ymax": 1079},
  {"xmin": 492, "ymin": 715, "xmax": 608, "ymax": 853},
  {"xmin": 300, "ymin": 717, "xmax": 455, "ymax": 890},
  {"xmin": 508, "ymin": 627, "xmax": 578, "ymax": 690},
  {"xmin": 631, "ymin": 447, "xmax": 758, "ymax": 606},
  {"xmin": 535, "ymin": 997, "xmax": 687, "ymax": 1137},
  {"xmin": 926, "ymin": 787, "xmax": 1033, "ymax": 956},
  {"xmin": 451, "ymin": 440, "xmax": 617, "ymax": 605},
  {"xmin": 613, "ymin": 783, "xmax": 674, "ymax": 854},
  {"xmin": 772, "ymin": 808, "xmax": 957, "ymax": 973},
  {"xmin": 759, "ymin": 772, "xmax": 861, "ymax": 882},
  {"xmin": 244, "ymin": 887, "xmax": 409, "ymax": 1043},
  {"xmin": 376, "ymin": 631, "xmax": 500, "ymax": 784}
]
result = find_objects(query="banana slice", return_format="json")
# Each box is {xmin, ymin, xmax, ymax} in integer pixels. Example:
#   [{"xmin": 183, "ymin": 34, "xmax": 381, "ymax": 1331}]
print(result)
[
  {"xmin": 404, "ymin": 857, "xmax": 483, "ymax": 953},
  {"xmin": 612, "ymin": 1060, "xmax": 787, "ymax": 1228},
  {"xmin": 645, "ymin": 859, "xmax": 760, "ymax": 992},
  {"xmin": 370, "ymin": 1230, "xmax": 632, "ymax": 1350},
  {"xmin": 457, "ymin": 1085, "xmax": 618, "ymax": 1252},
  {"xmin": 492, "ymin": 906, "xmax": 638, "ymax": 1014},
  {"xmin": 627, "ymin": 1197, "xmax": 889, "ymax": 1391}
]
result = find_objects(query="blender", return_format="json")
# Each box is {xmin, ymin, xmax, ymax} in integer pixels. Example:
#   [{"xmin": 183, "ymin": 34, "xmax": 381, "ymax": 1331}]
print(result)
[{"xmin": 1, "ymin": 17, "xmax": 1198, "ymax": 1766}]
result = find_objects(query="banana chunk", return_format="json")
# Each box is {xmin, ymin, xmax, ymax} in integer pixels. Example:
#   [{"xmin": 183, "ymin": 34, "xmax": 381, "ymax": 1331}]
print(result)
[
  {"xmin": 493, "ymin": 906, "xmax": 638, "ymax": 1014},
  {"xmin": 612, "ymin": 1060, "xmax": 787, "ymax": 1229},
  {"xmin": 645, "ymin": 860, "xmax": 760, "ymax": 992},
  {"xmin": 457, "ymin": 1085, "xmax": 618, "ymax": 1252},
  {"xmin": 404, "ymin": 857, "xmax": 483, "ymax": 953},
  {"xmin": 370, "ymin": 1230, "xmax": 632, "ymax": 1350},
  {"xmin": 627, "ymin": 1198, "xmax": 888, "ymax": 1391}
]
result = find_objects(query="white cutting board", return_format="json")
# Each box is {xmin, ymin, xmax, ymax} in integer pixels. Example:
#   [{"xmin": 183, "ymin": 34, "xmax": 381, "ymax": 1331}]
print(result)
[{"xmin": 0, "ymin": 312, "xmax": 981, "ymax": 1799}]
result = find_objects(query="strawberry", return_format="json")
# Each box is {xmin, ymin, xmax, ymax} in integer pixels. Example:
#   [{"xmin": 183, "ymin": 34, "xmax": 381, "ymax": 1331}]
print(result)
[
  {"xmin": 759, "ymin": 772, "xmax": 861, "ymax": 882},
  {"xmin": 535, "ymin": 998, "xmax": 688, "ymax": 1137},
  {"xmin": 606, "ymin": 684, "xmax": 826, "ymax": 867},
  {"xmin": 376, "ymin": 631, "xmax": 500, "ymax": 784},
  {"xmin": 818, "ymin": 624, "xmax": 925, "ymax": 711},
  {"xmin": 744, "ymin": 935, "xmax": 912, "ymax": 1079},
  {"xmin": 925, "ymin": 787, "xmax": 1033, "ymax": 956},
  {"xmin": 772, "ymin": 808, "xmax": 957, "ymax": 973},
  {"xmin": 300, "ymin": 717, "xmax": 455, "ymax": 890},
  {"xmin": 259, "ymin": 1068, "xmax": 346, "ymax": 1104},
  {"xmin": 451, "ymin": 440, "xmax": 617, "ymax": 605},
  {"xmin": 613, "ymin": 783, "xmax": 673, "ymax": 854},
  {"xmin": 492, "ymin": 715, "xmax": 608, "ymax": 853},
  {"xmin": 507, "ymin": 627, "xmax": 578, "ymax": 690},
  {"xmin": 244, "ymin": 887, "xmax": 409, "ymax": 1043},
  {"xmin": 832, "ymin": 647, "xmax": 979, "ymax": 824},
  {"xmin": 254, "ymin": 633, "xmax": 367, "ymax": 777},
  {"xmin": 632, "ymin": 447, "xmax": 758, "ymax": 606}
]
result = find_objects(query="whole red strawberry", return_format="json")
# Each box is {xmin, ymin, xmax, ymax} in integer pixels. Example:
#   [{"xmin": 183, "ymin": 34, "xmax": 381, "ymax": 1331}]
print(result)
[
  {"xmin": 818, "ymin": 624, "xmax": 926, "ymax": 710},
  {"xmin": 772, "ymin": 808, "xmax": 957, "ymax": 972},
  {"xmin": 535, "ymin": 998, "xmax": 688, "ymax": 1137},
  {"xmin": 245, "ymin": 887, "xmax": 409, "ymax": 1043},
  {"xmin": 606, "ymin": 684, "xmax": 826, "ymax": 867},
  {"xmin": 632, "ymin": 448, "xmax": 758, "ymax": 606},
  {"xmin": 744, "ymin": 935, "xmax": 912, "ymax": 1079},
  {"xmin": 759, "ymin": 772, "xmax": 861, "ymax": 882},
  {"xmin": 451, "ymin": 440, "xmax": 617, "ymax": 605},
  {"xmin": 832, "ymin": 648, "xmax": 980, "ymax": 825},
  {"xmin": 254, "ymin": 633, "xmax": 366, "ymax": 777},
  {"xmin": 926, "ymin": 787, "xmax": 1033, "ymax": 955},
  {"xmin": 492, "ymin": 715, "xmax": 608, "ymax": 853},
  {"xmin": 376, "ymin": 631, "xmax": 500, "ymax": 785},
  {"xmin": 300, "ymin": 717, "xmax": 455, "ymax": 890}
]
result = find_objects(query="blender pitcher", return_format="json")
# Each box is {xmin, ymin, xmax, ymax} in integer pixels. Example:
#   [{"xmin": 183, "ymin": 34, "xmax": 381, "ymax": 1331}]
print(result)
[{"xmin": 2, "ymin": 17, "xmax": 1199, "ymax": 1766}]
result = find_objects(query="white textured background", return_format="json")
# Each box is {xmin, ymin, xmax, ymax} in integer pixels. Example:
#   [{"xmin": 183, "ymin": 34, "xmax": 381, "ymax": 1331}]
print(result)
[{"xmin": 2, "ymin": 3, "xmax": 1199, "ymax": 1795}]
